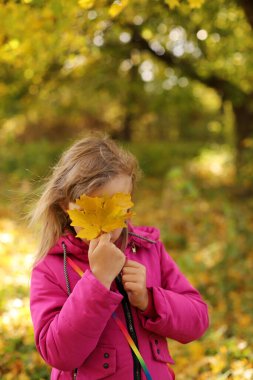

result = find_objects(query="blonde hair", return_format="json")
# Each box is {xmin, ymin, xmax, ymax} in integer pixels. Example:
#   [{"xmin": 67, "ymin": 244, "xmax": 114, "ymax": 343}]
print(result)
[{"xmin": 29, "ymin": 134, "xmax": 141, "ymax": 265}]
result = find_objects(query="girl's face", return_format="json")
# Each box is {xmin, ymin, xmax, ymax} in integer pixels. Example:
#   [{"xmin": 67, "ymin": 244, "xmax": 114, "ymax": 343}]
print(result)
[{"xmin": 68, "ymin": 174, "xmax": 133, "ymax": 245}]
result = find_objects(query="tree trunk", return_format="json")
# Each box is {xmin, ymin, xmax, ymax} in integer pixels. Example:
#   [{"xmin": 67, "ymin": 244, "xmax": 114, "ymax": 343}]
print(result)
[
  {"xmin": 233, "ymin": 102, "xmax": 253, "ymax": 194},
  {"xmin": 234, "ymin": 104, "xmax": 253, "ymax": 149},
  {"xmin": 121, "ymin": 112, "xmax": 132, "ymax": 141},
  {"xmin": 234, "ymin": 104, "xmax": 253, "ymax": 157},
  {"xmin": 118, "ymin": 65, "xmax": 139, "ymax": 141}
]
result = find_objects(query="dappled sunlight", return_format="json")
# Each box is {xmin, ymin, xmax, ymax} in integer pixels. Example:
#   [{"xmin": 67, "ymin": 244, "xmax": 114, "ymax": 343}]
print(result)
[
  {"xmin": 194, "ymin": 242, "xmax": 224, "ymax": 268},
  {"xmin": 169, "ymin": 329, "xmax": 253, "ymax": 379},
  {"xmin": 1, "ymin": 297, "xmax": 31, "ymax": 338},
  {"xmin": 0, "ymin": 219, "xmax": 35, "ymax": 288},
  {"xmin": 0, "ymin": 218, "xmax": 50, "ymax": 379},
  {"xmin": 0, "ymin": 232, "xmax": 14, "ymax": 244},
  {"xmin": 188, "ymin": 145, "xmax": 236, "ymax": 186}
]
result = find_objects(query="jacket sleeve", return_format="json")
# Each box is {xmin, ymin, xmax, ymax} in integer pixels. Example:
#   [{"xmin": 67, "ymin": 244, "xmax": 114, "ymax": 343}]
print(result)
[
  {"xmin": 30, "ymin": 262, "xmax": 123, "ymax": 371},
  {"xmin": 137, "ymin": 241, "xmax": 209, "ymax": 343}
]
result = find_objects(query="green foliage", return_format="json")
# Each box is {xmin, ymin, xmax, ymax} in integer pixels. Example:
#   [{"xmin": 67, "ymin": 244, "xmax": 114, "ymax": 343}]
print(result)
[
  {"xmin": 126, "ymin": 141, "xmax": 205, "ymax": 176},
  {"xmin": 0, "ymin": 0, "xmax": 252, "ymax": 168},
  {"xmin": 0, "ymin": 139, "xmax": 65, "ymax": 179}
]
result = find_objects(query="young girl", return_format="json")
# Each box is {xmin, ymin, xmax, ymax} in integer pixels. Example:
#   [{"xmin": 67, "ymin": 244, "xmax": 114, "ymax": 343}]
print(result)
[{"xmin": 29, "ymin": 134, "xmax": 209, "ymax": 380}]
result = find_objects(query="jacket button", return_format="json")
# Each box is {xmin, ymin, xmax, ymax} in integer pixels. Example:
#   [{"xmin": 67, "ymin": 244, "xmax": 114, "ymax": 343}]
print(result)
[
  {"xmin": 103, "ymin": 363, "xmax": 109, "ymax": 369},
  {"xmin": 155, "ymin": 339, "xmax": 159, "ymax": 345},
  {"xmin": 104, "ymin": 353, "xmax": 110, "ymax": 358},
  {"xmin": 157, "ymin": 349, "xmax": 160, "ymax": 354}
]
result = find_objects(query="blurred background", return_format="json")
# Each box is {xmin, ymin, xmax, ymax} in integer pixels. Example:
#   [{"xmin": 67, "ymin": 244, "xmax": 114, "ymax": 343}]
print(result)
[{"xmin": 0, "ymin": 0, "xmax": 253, "ymax": 379}]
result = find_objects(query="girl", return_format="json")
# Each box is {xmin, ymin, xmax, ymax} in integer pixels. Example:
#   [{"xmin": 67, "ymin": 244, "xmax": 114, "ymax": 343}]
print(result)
[{"xmin": 29, "ymin": 134, "xmax": 209, "ymax": 380}]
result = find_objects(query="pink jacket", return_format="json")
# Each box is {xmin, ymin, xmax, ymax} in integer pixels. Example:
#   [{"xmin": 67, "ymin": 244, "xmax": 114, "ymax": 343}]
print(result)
[{"xmin": 30, "ymin": 223, "xmax": 209, "ymax": 380}]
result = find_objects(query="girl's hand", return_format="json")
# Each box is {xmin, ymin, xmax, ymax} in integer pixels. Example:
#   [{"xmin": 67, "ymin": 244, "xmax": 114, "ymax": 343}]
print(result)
[
  {"xmin": 122, "ymin": 260, "xmax": 149, "ymax": 311},
  {"xmin": 88, "ymin": 233, "xmax": 126, "ymax": 290}
]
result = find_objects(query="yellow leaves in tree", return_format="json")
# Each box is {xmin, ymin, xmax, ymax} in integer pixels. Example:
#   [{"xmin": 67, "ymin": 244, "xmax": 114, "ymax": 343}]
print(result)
[
  {"xmin": 67, "ymin": 192, "xmax": 134, "ymax": 240},
  {"xmin": 164, "ymin": 0, "xmax": 180, "ymax": 9},
  {"xmin": 187, "ymin": 0, "xmax": 205, "ymax": 8},
  {"xmin": 108, "ymin": 0, "xmax": 129, "ymax": 18},
  {"xmin": 78, "ymin": 0, "xmax": 95, "ymax": 10},
  {"xmin": 165, "ymin": 0, "xmax": 205, "ymax": 8},
  {"xmin": 78, "ymin": 0, "xmax": 205, "ymax": 13}
]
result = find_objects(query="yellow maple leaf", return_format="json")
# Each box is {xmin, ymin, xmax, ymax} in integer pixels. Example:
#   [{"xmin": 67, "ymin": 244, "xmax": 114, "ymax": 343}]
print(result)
[{"xmin": 67, "ymin": 192, "xmax": 134, "ymax": 240}]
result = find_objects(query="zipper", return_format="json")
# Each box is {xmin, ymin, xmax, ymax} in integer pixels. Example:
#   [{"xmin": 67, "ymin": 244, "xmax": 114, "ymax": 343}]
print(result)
[
  {"xmin": 128, "ymin": 231, "xmax": 156, "ymax": 244},
  {"xmin": 131, "ymin": 242, "xmax": 137, "ymax": 253},
  {"xmin": 115, "ymin": 275, "xmax": 141, "ymax": 380},
  {"xmin": 73, "ymin": 368, "xmax": 78, "ymax": 379}
]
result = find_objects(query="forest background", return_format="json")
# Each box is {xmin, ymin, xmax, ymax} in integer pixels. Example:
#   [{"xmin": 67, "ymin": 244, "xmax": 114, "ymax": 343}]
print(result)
[{"xmin": 0, "ymin": 0, "xmax": 253, "ymax": 379}]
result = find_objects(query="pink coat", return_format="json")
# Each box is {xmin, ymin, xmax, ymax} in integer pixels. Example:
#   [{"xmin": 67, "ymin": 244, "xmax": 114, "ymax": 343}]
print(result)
[{"xmin": 30, "ymin": 223, "xmax": 209, "ymax": 380}]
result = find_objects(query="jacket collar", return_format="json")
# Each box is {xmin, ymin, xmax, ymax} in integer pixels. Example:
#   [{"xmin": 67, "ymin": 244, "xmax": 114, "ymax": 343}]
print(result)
[
  {"xmin": 127, "ymin": 221, "xmax": 159, "ymax": 249},
  {"xmin": 48, "ymin": 221, "xmax": 159, "ymax": 260}
]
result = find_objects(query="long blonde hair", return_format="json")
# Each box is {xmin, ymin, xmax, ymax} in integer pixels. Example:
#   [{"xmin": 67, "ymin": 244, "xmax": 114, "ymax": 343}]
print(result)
[{"xmin": 29, "ymin": 134, "xmax": 141, "ymax": 265}]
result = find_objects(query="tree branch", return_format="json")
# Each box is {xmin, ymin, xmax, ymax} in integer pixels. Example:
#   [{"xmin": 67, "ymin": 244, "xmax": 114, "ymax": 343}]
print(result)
[
  {"xmin": 237, "ymin": 0, "xmax": 253, "ymax": 30},
  {"xmin": 130, "ymin": 27, "xmax": 247, "ymax": 105}
]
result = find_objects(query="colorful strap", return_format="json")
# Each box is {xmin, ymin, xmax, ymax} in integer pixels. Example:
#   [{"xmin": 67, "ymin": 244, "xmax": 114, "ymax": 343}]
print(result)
[
  {"xmin": 67, "ymin": 257, "xmax": 153, "ymax": 380},
  {"xmin": 112, "ymin": 311, "xmax": 152, "ymax": 380}
]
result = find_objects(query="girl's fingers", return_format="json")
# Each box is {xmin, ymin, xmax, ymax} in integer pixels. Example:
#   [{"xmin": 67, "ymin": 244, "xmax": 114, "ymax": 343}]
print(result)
[
  {"xmin": 123, "ymin": 282, "xmax": 142, "ymax": 292},
  {"xmin": 122, "ymin": 267, "xmax": 138, "ymax": 275},
  {"xmin": 98, "ymin": 233, "xmax": 112, "ymax": 245},
  {"xmin": 89, "ymin": 233, "xmax": 111, "ymax": 254},
  {"xmin": 122, "ymin": 262, "xmax": 146, "ymax": 276},
  {"xmin": 124, "ymin": 260, "xmax": 143, "ymax": 268},
  {"xmin": 122, "ymin": 274, "xmax": 141, "ymax": 283},
  {"xmin": 88, "ymin": 238, "xmax": 100, "ymax": 254}
]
